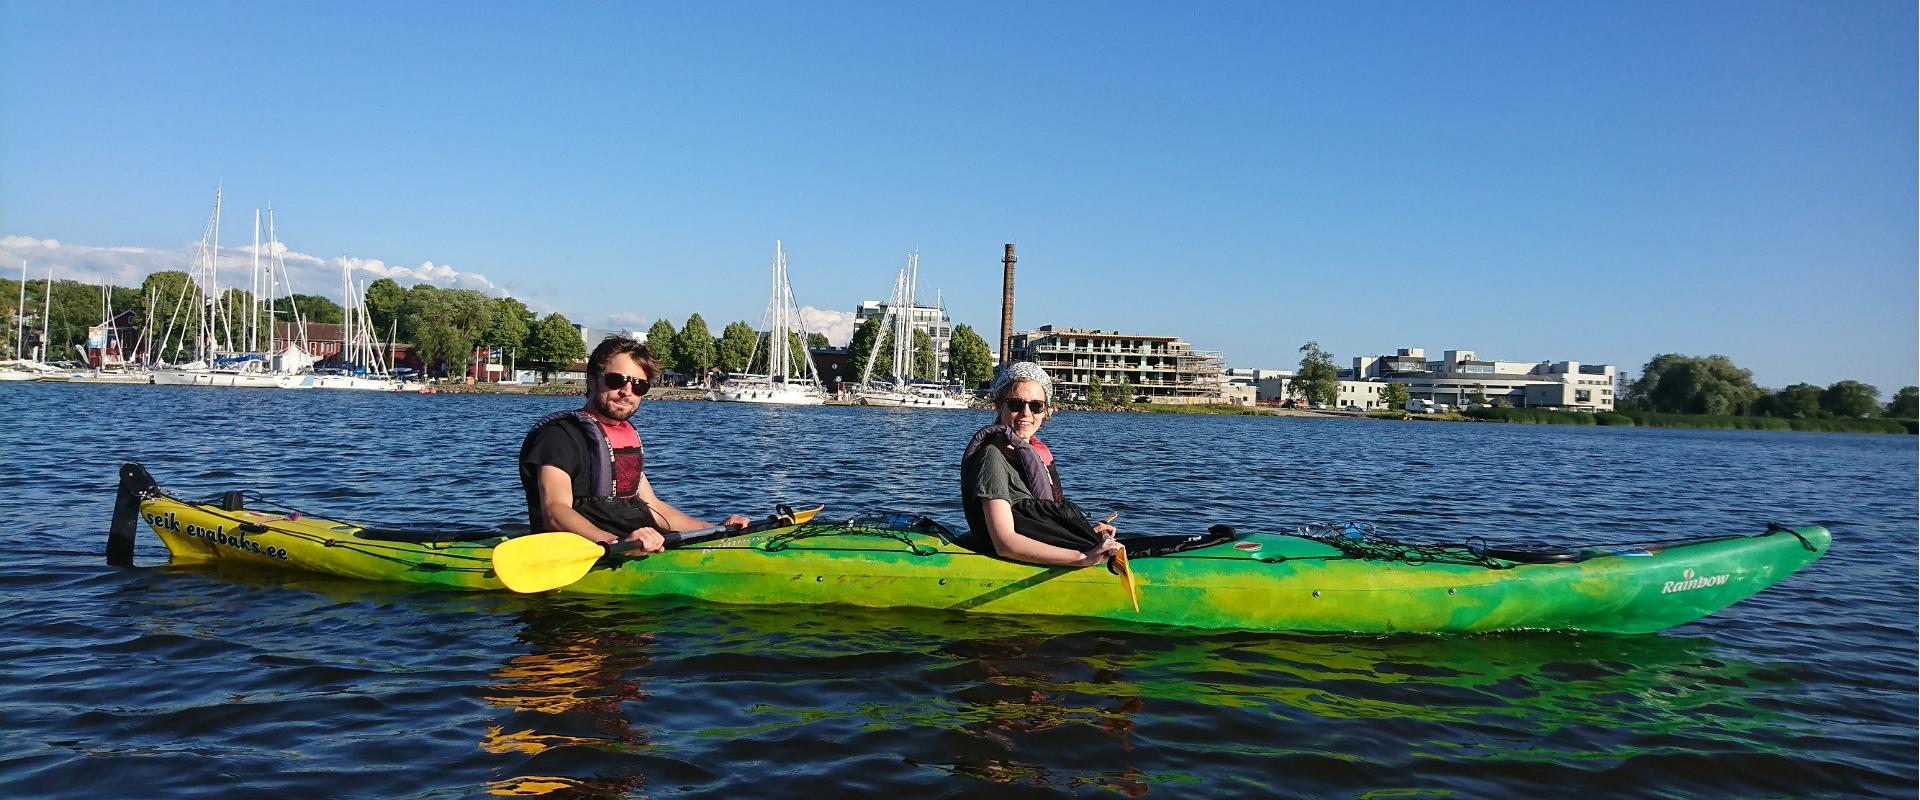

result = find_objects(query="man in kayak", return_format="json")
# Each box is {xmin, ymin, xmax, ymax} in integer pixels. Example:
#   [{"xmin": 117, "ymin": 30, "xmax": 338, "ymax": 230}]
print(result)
[
  {"xmin": 519, "ymin": 336, "xmax": 751, "ymax": 551},
  {"xmin": 957, "ymin": 361, "xmax": 1124, "ymax": 567}
]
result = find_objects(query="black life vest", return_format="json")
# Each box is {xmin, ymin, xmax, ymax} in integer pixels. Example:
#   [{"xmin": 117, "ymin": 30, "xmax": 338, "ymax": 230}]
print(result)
[
  {"xmin": 520, "ymin": 410, "xmax": 659, "ymax": 537},
  {"xmin": 958, "ymin": 428, "xmax": 1099, "ymax": 555}
]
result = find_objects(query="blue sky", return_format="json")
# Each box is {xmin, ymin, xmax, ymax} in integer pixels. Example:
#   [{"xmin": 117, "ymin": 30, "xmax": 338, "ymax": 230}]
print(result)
[{"xmin": 3, "ymin": 2, "xmax": 1914, "ymax": 393}]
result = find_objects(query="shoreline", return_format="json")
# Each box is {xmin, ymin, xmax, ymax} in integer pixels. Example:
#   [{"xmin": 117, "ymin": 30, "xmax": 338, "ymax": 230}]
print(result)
[{"xmin": 8, "ymin": 379, "xmax": 1911, "ymax": 434}]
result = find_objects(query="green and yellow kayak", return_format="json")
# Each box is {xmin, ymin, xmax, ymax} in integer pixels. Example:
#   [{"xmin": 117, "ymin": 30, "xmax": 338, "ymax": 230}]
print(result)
[{"xmin": 109, "ymin": 463, "xmax": 1829, "ymax": 635}]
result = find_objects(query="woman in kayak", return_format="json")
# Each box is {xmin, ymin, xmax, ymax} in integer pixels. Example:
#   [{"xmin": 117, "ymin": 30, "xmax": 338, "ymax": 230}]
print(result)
[{"xmin": 958, "ymin": 362, "xmax": 1124, "ymax": 567}]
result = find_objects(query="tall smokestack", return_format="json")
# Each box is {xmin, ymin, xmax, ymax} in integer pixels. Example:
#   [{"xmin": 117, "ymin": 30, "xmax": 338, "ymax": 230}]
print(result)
[{"xmin": 999, "ymin": 243, "xmax": 1016, "ymax": 365}]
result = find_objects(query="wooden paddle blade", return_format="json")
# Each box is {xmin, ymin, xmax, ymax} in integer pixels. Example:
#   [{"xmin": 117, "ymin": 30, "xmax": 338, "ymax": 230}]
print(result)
[
  {"xmin": 492, "ymin": 531, "xmax": 610, "ymax": 593},
  {"xmin": 1113, "ymin": 547, "xmax": 1139, "ymax": 613}
]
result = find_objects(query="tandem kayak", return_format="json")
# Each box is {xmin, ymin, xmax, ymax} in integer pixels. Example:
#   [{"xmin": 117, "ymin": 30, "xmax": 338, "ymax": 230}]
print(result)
[{"xmin": 109, "ymin": 463, "xmax": 1830, "ymax": 635}]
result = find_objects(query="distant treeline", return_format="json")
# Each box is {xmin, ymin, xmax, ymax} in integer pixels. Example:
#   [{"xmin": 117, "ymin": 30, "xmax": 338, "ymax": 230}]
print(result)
[
  {"xmin": 1623, "ymin": 353, "xmax": 1914, "ymax": 422},
  {"xmin": 1465, "ymin": 406, "xmax": 1914, "ymax": 435}
]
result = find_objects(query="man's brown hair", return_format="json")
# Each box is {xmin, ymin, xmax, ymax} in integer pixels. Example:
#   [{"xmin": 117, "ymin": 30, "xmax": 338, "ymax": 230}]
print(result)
[{"xmin": 587, "ymin": 335, "xmax": 664, "ymax": 383}]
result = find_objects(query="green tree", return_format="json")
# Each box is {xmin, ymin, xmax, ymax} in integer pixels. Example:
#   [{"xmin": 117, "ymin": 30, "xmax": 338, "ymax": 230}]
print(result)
[
  {"xmin": 1820, "ymin": 380, "xmax": 1880, "ymax": 418},
  {"xmin": 1381, "ymin": 382, "xmax": 1410, "ymax": 409},
  {"xmin": 365, "ymin": 278, "xmax": 405, "ymax": 338},
  {"xmin": 912, "ymin": 329, "xmax": 935, "ymax": 380},
  {"xmin": 948, "ymin": 323, "xmax": 994, "ymax": 391},
  {"xmin": 1887, "ymin": 386, "xmax": 1918, "ymax": 419},
  {"xmin": 524, "ymin": 313, "xmax": 587, "ymax": 373},
  {"xmin": 1087, "ymin": 376, "xmax": 1106, "ymax": 405},
  {"xmin": 481, "ymin": 297, "xmax": 533, "ymax": 355},
  {"xmin": 1115, "ymin": 374, "xmax": 1135, "ymax": 404},
  {"xmin": 1768, "ymin": 383, "xmax": 1825, "ymax": 418},
  {"xmin": 785, "ymin": 330, "xmax": 813, "ymax": 375},
  {"xmin": 717, "ymin": 320, "xmax": 757, "ymax": 372},
  {"xmin": 277, "ymin": 293, "xmax": 343, "ymax": 325},
  {"xmin": 401, "ymin": 285, "xmax": 494, "ymax": 376},
  {"xmin": 1627, "ymin": 354, "xmax": 1763, "ymax": 415},
  {"xmin": 644, "ymin": 319, "xmax": 678, "ymax": 370},
  {"xmin": 139, "ymin": 271, "xmax": 196, "ymax": 361},
  {"xmin": 1296, "ymin": 341, "xmax": 1339, "ymax": 406},
  {"xmin": 1468, "ymin": 383, "xmax": 1488, "ymax": 406},
  {"xmin": 674, "ymin": 313, "xmax": 716, "ymax": 377},
  {"xmin": 847, "ymin": 316, "xmax": 890, "ymax": 382},
  {"xmin": 807, "ymin": 332, "xmax": 828, "ymax": 349}
]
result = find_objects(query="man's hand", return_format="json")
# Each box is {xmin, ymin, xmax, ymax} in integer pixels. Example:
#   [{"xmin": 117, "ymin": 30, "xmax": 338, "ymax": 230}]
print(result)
[
  {"xmin": 622, "ymin": 527, "xmax": 667, "ymax": 553},
  {"xmin": 1093, "ymin": 521, "xmax": 1117, "ymax": 538},
  {"xmin": 722, "ymin": 514, "xmax": 753, "ymax": 530}
]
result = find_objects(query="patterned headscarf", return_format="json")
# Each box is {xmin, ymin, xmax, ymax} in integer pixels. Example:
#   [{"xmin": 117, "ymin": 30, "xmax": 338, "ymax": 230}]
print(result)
[{"xmin": 990, "ymin": 361, "xmax": 1052, "ymax": 403}]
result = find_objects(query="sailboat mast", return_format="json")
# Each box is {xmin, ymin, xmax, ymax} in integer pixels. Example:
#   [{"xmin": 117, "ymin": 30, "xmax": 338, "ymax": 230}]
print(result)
[
  {"xmin": 212, "ymin": 186, "xmax": 229, "ymax": 355},
  {"xmin": 14, "ymin": 261, "xmax": 24, "ymax": 360},
  {"xmin": 40, "ymin": 268, "xmax": 51, "ymax": 363},
  {"xmin": 251, "ymin": 208, "xmax": 261, "ymax": 352},
  {"xmin": 769, "ymin": 241, "xmax": 787, "ymax": 381},
  {"xmin": 341, "ymin": 259, "xmax": 353, "ymax": 372}
]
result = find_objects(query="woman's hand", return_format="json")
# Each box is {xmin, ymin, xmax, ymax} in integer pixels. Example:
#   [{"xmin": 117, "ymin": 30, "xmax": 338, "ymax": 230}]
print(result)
[
  {"xmin": 1092, "ymin": 521, "xmax": 1117, "ymax": 538},
  {"xmin": 721, "ymin": 514, "xmax": 753, "ymax": 530},
  {"xmin": 1072, "ymin": 537, "xmax": 1124, "ymax": 567}
]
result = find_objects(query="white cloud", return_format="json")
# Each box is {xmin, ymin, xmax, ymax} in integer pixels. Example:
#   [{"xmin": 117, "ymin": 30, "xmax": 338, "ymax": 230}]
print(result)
[
  {"xmin": 604, "ymin": 311, "xmax": 649, "ymax": 331},
  {"xmin": 798, "ymin": 306, "xmax": 857, "ymax": 346},
  {"xmin": 0, "ymin": 234, "xmax": 507, "ymax": 304}
]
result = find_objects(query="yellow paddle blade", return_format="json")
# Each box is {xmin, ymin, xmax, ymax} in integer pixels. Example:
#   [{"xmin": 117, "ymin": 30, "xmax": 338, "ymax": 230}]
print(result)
[
  {"xmin": 1112, "ymin": 546, "xmax": 1139, "ymax": 613},
  {"xmin": 491, "ymin": 505, "xmax": 827, "ymax": 593},
  {"xmin": 492, "ymin": 532, "xmax": 609, "ymax": 594}
]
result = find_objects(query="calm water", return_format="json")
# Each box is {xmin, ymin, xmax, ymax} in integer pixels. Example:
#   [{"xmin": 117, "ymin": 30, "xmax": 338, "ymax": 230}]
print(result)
[{"xmin": 0, "ymin": 382, "xmax": 1913, "ymax": 799}]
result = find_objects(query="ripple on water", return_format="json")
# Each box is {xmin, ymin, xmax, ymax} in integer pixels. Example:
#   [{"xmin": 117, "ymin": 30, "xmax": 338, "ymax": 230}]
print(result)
[{"xmin": 0, "ymin": 383, "xmax": 1912, "ymax": 798}]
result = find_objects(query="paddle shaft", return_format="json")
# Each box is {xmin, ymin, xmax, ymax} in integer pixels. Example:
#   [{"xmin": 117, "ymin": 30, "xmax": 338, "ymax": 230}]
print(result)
[{"xmin": 605, "ymin": 524, "xmax": 722, "ymax": 555}]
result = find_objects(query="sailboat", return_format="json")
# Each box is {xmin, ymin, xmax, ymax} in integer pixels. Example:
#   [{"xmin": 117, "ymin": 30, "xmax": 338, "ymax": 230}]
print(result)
[
  {"xmin": 709, "ymin": 241, "xmax": 826, "ymax": 405},
  {"xmin": 851, "ymin": 251, "xmax": 968, "ymax": 409},
  {"xmin": 0, "ymin": 261, "xmax": 58, "ymax": 381},
  {"xmin": 312, "ymin": 265, "xmax": 407, "ymax": 391},
  {"xmin": 68, "ymin": 277, "xmax": 151, "ymax": 384},
  {"xmin": 151, "ymin": 192, "xmax": 313, "ymax": 389}
]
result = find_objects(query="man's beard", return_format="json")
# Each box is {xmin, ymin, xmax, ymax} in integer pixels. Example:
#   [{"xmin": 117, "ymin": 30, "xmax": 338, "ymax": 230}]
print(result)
[{"xmin": 590, "ymin": 393, "xmax": 637, "ymax": 421}]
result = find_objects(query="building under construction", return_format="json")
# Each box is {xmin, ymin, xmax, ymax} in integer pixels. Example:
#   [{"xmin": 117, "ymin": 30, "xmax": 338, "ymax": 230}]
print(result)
[{"xmin": 1008, "ymin": 325, "xmax": 1226, "ymax": 404}]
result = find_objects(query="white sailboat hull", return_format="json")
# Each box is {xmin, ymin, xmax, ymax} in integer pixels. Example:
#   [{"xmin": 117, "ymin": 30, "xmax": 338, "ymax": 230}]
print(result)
[
  {"xmin": 67, "ymin": 371, "xmax": 153, "ymax": 384},
  {"xmin": 709, "ymin": 383, "xmax": 826, "ymax": 405},
  {"xmin": 854, "ymin": 388, "xmax": 971, "ymax": 409},
  {"xmin": 152, "ymin": 369, "xmax": 313, "ymax": 389},
  {"xmin": 312, "ymin": 375, "xmax": 405, "ymax": 392}
]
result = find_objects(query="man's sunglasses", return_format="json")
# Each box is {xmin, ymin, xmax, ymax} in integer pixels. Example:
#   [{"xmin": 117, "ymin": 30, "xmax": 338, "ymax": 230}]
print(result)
[
  {"xmin": 1000, "ymin": 398, "xmax": 1047, "ymax": 414},
  {"xmin": 601, "ymin": 372, "xmax": 651, "ymax": 394}
]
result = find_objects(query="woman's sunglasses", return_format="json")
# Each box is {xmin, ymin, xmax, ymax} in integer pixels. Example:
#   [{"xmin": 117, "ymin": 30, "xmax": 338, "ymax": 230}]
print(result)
[
  {"xmin": 600, "ymin": 372, "xmax": 651, "ymax": 394},
  {"xmin": 1000, "ymin": 398, "xmax": 1048, "ymax": 414}
]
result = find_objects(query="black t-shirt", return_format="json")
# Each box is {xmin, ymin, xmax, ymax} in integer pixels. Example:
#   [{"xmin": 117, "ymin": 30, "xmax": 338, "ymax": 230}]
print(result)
[{"xmin": 519, "ymin": 420, "xmax": 654, "ymax": 536}]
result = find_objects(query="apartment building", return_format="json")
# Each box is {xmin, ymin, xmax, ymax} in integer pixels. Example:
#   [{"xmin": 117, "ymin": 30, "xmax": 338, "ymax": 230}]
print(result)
[{"xmin": 1009, "ymin": 325, "xmax": 1226, "ymax": 404}]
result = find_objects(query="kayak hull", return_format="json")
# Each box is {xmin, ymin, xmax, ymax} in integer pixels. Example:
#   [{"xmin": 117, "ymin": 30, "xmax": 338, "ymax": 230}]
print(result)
[{"xmin": 125, "ymin": 489, "xmax": 1829, "ymax": 635}]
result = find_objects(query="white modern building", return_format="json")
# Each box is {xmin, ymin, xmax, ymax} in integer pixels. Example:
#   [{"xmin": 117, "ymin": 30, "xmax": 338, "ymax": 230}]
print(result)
[
  {"xmin": 1229, "ymin": 367, "xmax": 1391, "ymax": 409},
  {"xmin": 1351, "ymin": 348, "xmax": 1616, "ymax": 411}
]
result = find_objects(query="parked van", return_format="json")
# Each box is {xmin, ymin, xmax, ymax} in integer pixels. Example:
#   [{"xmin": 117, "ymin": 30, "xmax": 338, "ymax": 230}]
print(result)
[{"xmin": 1405, "ymin": 398, "xmax": 1436, "ymax": 413}]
